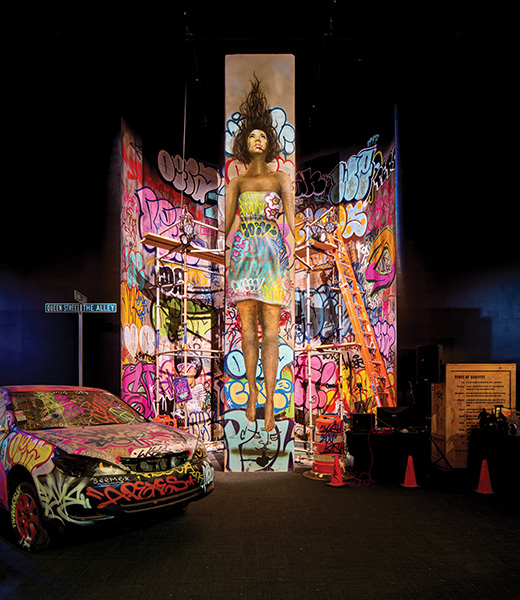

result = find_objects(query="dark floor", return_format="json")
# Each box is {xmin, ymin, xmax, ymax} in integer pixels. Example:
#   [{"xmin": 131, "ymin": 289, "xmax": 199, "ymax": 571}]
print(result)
[{"xmin": 1, "ymin": 455, "xmax": 519, "ymax": 600}]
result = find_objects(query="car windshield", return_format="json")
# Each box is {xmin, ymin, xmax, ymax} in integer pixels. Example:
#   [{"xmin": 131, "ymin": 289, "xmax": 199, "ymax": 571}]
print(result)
[{"xmin": 9, "ymin": 389, "xmax": 147, "ymax": 431}]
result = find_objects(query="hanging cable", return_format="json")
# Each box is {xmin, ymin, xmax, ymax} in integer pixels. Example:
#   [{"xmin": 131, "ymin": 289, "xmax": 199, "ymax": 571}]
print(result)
[{"xmin": 181, "ymin": 82, "xmax": 187, "ymax": 211}]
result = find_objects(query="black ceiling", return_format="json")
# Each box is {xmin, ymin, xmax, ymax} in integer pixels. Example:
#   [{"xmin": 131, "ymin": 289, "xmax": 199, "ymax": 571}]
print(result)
[
  {"xmin": 9, "ymin": 4, "xmax": 507, "ymax": 249},
  {"xmin": 4, "ymin": 4, "xmax": 514, "ymax": 284},
  {"xmin": 16, "ymin": 3, "xmax": 491, "ymax": 163}
]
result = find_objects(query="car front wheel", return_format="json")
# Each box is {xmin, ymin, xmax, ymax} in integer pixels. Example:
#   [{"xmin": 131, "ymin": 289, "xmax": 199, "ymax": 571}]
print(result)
[{"xmin": 10, "ymin": 481, "xmax": 50, "ymax": 552}]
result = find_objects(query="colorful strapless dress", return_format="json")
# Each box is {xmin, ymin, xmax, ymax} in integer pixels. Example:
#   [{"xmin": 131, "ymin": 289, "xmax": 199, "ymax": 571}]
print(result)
[{"xmin": 227, "ymin": 191, "xmax": 291, "ymax": 307}]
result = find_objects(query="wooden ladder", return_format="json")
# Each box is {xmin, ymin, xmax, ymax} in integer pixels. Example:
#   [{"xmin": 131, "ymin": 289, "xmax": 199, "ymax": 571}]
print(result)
[{"xmin": 332, "ymin": 233, "xmax": 394, "ymax": 408}]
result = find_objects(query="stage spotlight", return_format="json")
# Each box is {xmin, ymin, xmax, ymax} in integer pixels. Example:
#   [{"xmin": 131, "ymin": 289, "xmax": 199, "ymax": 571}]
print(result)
[
  {"xmin": 311, "ymin": 229, "xmax": 328, "ymax": 243},
  {"xmin": 310, "ymin": 220, "xmax": 337, "ymax": 243},
  {"xmin": 179, "ymin": 216, "xmax": 196, "ymax": 246},
  {"xmin": 323, "ymin": 221, "xmax": 337, "ymax": 234}
]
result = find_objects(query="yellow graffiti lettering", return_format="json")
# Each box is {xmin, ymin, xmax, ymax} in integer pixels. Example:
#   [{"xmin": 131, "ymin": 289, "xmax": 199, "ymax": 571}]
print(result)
[{"xmin": 7, "ymin": 433, "xmax": 53, "ymax": 472}]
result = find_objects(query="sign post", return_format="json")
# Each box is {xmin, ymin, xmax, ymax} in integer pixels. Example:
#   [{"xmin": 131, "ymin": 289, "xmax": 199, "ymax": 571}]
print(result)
[
  {"xmin": 45, "ymin": 293, "xmax": 117, "ymax": 386},
  {"xmin": 75, "ymin": 291, "xmax": 86, "ymax": 387}
]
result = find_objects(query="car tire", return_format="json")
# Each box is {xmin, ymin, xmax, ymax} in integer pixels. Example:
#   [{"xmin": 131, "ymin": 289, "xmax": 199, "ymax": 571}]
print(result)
[{"xmin": 10, "ymin": 481, "xmax": 51, "ymax": 552}]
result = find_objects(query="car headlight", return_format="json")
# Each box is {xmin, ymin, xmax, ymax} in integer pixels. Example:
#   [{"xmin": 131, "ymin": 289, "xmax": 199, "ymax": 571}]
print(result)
[
  {"xmin": 53, "ymin": 450, "xmax": 127, "ymax": 478},
  {"xmin": 92, "ymin": 461, "xmax": 128, "ymax": 477},
  {"xmin": 192, "ymin": 439, "xmax": 207, "ymax": 462}
]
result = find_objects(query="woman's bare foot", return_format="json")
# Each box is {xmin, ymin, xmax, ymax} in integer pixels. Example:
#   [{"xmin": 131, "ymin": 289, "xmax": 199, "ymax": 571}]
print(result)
[
  {"xmin": 245, "ymin": 385, "xmax": 258, "ymax": 423},
  {"xmin": 264, "ymin": 398, "xmax": 275, "ymax": 432}
]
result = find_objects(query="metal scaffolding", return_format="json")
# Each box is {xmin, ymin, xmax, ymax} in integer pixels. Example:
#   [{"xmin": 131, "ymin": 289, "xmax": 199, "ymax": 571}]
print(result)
[{"xmin": 141, "ymin": 213, "xmax": 225, "ymax": 434}]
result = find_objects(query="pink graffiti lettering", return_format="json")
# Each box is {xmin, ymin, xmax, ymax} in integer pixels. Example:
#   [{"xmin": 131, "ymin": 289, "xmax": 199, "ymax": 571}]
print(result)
[
  {"xmin": 373, "ymin": 321, "xmax": 396, "ymax": 361},
  {"xmin": 136, "ymin": 187, "xmax": 183, "ymax": 241},
  {"xmin": 55, "ymin": 393, "xmax": 84, "ymax": 418},
  {"xmin": 121, "ymin": 362, "xmax": 156, "ymax": 419},
  {"xmin": 295, "ymin": 355, "xmax": 337, "ymax": 410},
  {"xmin": 0, "ymin": 463, "xmax": 8, "ymax": 509}
]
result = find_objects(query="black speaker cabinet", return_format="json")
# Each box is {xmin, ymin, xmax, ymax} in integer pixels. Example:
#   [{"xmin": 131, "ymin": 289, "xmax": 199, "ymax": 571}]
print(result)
[
  {"xmin": 416, "ymin": 344, "xmax": 443, "ymax": 383},
  {"xmin": 351, "ymin": 413, "xmax": 375, "ymax": 433}
]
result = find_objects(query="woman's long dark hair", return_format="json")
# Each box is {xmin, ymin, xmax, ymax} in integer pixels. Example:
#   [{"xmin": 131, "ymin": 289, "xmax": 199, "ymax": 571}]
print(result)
[{"xmin": 232, "ymin": 75, "xmax": 282, "ymax": 164}]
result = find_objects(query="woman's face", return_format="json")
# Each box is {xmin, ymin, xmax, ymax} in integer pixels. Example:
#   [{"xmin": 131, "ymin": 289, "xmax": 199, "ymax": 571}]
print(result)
[{"xmin": 247, "ymin": 129, "xmax": 268, "ymax": 156}]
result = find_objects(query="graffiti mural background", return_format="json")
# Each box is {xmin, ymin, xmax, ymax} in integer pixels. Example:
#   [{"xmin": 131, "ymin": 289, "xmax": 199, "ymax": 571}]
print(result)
[
  {"xmin": 120, "ymin": 120, "xmax": 225, "ymax": 442},
  {"xmin": 119, "ymin": 125, "xmax": 396, "ymax": 465},
  {"xmin": 294, "ymin": 137, "xmax": 397, "ymax": 438}
]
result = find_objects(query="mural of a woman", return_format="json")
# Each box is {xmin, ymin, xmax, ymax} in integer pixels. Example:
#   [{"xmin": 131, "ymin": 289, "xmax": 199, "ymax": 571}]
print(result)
[{"xmin": 225, "ymin": 77, "xmax": 294, "ymax": 432}]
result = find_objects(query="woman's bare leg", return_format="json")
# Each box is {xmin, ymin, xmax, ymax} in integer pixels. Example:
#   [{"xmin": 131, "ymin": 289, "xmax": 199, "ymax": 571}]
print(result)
[
  {"xmin": 237, "ymin": 300, "xmax": 259, "ymax": 423},
  {"xmin": 259, "ymin": 303, "xmax": 281, "ymax": 432}
]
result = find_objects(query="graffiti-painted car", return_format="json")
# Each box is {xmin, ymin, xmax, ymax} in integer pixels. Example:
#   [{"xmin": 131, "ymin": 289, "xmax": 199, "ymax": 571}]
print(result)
[{"xmin": 0, "ymin": 385, "xmax": 215, "ymax": 551}]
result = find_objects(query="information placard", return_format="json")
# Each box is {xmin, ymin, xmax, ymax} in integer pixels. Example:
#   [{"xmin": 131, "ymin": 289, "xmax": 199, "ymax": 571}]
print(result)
[{"xmin": 444, "ymin": 364, "xmax": 516, "ymax": 468}]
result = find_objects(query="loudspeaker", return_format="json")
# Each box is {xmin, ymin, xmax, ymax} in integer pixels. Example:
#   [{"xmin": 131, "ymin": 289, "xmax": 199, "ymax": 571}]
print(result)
[
  {"xmin": 351, "ymin": 413, "xmax": 375, "ymax": 433},
  {"xmin": 416, "ymin": 344, "xmax": 443, "ymax": 383}
]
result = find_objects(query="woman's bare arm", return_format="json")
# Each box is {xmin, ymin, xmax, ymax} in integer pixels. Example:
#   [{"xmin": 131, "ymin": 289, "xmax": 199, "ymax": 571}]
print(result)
[
  {"xmin": 279, "ymin": 171, "xmax": 295, "ymax": 237},
  {"xmin": 225, "ymin": 176, "xmax": 240, "ymax": 239}
]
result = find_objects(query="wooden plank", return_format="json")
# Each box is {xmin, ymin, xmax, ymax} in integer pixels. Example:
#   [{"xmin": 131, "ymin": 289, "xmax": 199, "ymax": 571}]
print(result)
[
  {"xmin": 141, "ymin": 233, "xmax": 225, "ymax": 265},
  {"xmin": 295, "ymin": 239, "xmax": 336, "ymax": 258}
]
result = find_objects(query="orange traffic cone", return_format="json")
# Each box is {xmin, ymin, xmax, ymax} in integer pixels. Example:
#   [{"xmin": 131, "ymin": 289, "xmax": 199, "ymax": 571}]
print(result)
[
  {"xmin": 327, "ymin": 454, "xmax": 348, "ymax": 487},
  {"xmin": 401, "ymin": 455, "xmax": 420, "ymax": 488},
  {"xmin": 475, "ymin": 459, "xmax": 494, "ymax": 495}
]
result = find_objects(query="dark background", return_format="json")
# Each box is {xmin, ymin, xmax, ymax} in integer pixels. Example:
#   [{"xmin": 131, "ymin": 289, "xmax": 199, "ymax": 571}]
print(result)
[{"xmin": 2, "ymin": 4, "xmax": 517, "ymax": 407}]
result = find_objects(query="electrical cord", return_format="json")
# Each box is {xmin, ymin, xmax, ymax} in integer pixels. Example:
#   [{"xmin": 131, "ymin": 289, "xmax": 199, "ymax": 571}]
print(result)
[{"xmin": 346, "ymin": 422, "xmax": 418, "ymax": 486}]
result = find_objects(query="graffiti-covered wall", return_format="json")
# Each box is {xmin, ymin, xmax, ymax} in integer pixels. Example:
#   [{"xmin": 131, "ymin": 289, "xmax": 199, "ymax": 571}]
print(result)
[
  {"xmin": 120, "ymin": 120, "xmax": 225, "ymax": 443},
  {"xmin": 119, "ymin": 116, "xmax": 396, "ymax": 455},
  {"xmin": 294, "ymin": 136, "xmax": 397, "ymax": 437}
]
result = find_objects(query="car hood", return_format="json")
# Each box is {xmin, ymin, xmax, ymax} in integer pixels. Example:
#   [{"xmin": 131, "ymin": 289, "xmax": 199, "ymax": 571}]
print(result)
[{"xmin": 32, "ymin": 422, "xmax": 198, "ymax": 464}]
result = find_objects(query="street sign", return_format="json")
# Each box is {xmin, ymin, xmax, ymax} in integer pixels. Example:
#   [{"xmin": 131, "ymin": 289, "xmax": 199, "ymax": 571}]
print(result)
[
  {"xmin": 74, "ymin": 290, "xmax": 88, "ymax": 303},
  {"xmin": 45, "ymin": 298, "xmax": 117, "ymax": 386},
  {"xmin": 45, "ymin": 303, "xmax": 117, "ymax": 313}
]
